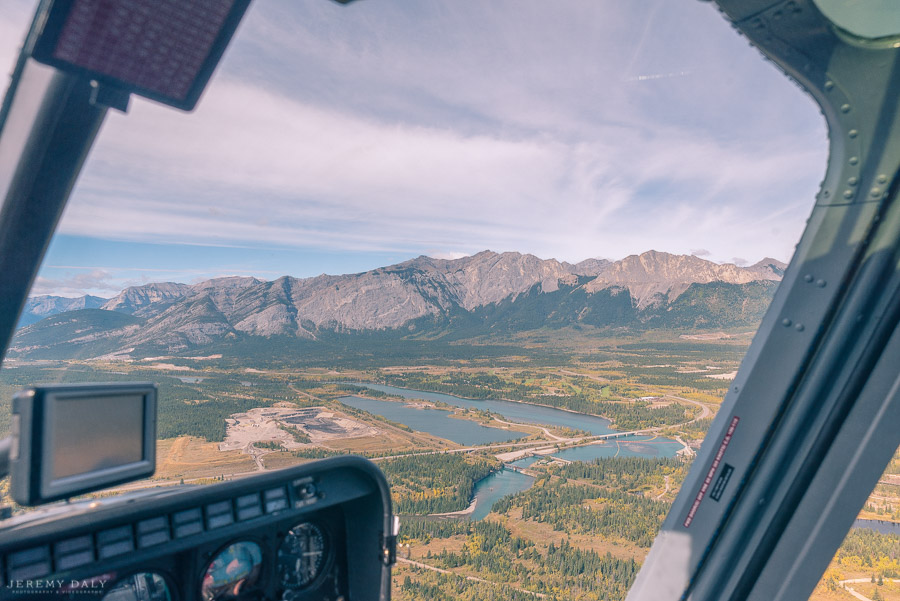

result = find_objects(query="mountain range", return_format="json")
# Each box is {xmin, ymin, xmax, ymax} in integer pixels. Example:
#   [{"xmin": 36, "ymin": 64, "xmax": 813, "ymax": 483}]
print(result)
[
  {"xmin": 11, "ymin": 250, "xmax": 785, "ymax": 360},
  {"xmin": 18, "ymin": 294, "xmax": 107, "ymax": 328}
]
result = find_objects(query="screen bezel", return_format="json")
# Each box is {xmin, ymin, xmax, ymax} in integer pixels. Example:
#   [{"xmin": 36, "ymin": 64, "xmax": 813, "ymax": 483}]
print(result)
[
  {"xmin": 39, "ymin": 384, "xmax": 156, "ymax": 501},
  {"xmin": 11, "ymin": 383, "xmax": 157, "ymax": 505}
]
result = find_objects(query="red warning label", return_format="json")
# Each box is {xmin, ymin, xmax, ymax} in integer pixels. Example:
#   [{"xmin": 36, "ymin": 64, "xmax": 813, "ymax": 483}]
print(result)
[{"xmin": 683, "ymin": 415, "xmax": 739, "ymax": 528}]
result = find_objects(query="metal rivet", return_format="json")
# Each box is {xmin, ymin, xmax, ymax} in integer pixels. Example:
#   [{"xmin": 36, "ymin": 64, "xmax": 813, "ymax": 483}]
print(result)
[
  {"xmin": 816, "ymin": 279, "xmax": 826, "ymax": 288},
  {"xmin": 877, "ymin": 174, "xmax": 888, "ymax": 184},
  {"xmin": 824, "ymin": 81, "xmax": 834, "ymax": 90},
  {"xmin": 843, "ymin": 190, "xmax": 854, "ymax": 199},
  {"xmin": 795, "ymin": 323, "xmax": 805, "ymax": 332},
  {"xmin": 848, "ymin": 129, "xmax": 858, "ymax": 138},
  {"xmin": 849, "ymin": 156, "xmax": 859, "ymax": 165},
  {"xmin": 782, "ymin": 318, "xmax": 792, "ymax": 327},
  {"xmin": 804, "ymin": 274, "xmax": 814, "ymax": 283},
  {"xmin": 848, "ymin": 177, "xmax": 858, "ymax": 186},
  {"xmin": 840, "ymin": 104, "xmax": 851, "ymax": 113},
  {"xmin": 871, "ymin": 188, "xmax": 882, "ymax": 198},
  {"xmin": 733, "ymin": 386, "xmax": 739, "ymax": 392}
]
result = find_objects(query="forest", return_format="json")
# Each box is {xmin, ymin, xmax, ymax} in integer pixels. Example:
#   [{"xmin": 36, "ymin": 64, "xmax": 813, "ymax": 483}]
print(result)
[
  {"xmin": 832, "ymin": 529, "xmax": 900, "ymax": 577},
  {"xmin": 379, "ymin": 453, "xmax": 500, "ymax": 514},
  {"xmin": 493, "ymin": 479, "xmax": 669, "ymax": 548},
  {"xmin": 399, "ymin": 519, "xmax": 640, "ymax": 600}
]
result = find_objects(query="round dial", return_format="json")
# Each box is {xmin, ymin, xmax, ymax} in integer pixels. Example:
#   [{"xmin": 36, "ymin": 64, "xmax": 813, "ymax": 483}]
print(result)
[
  {"xmin": 200, "ymin": 541, "xmax": 264, "ymax": 601},
  {"xmin": 102, "ymin": 572, "xmax": 171, "ymax": 601},
  {"xmin": 277, "ymin": 522, "xmax": 327, "ymax": 592}
]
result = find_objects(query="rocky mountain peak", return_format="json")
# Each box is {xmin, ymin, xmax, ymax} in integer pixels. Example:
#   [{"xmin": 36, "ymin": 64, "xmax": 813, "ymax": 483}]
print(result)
[
  {"xmin": 582, "ymin": 250, "xmax": 775, "ymax": 309},
  {"xmin": 101, "ymin": 282, "xmax": 192, "ymax": 315},
  {"xmin": 15, "ymin": 250, "xmax": 787, "ymax": 356},
  {"xmin": 748, "ymin": 257, "xmax": 788, "ymax": 278}
]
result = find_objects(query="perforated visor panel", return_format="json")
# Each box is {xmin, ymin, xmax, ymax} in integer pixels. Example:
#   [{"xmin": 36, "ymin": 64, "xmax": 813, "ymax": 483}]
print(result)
[{"xmin": 31, "ymin": 0, "xmax": 247, "ymax": 109}]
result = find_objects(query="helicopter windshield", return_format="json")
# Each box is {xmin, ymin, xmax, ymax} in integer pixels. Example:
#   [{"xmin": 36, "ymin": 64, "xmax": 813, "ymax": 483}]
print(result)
[{"xmin": 0, "ymin": 2, "xmax": 898, "ymax": 601}]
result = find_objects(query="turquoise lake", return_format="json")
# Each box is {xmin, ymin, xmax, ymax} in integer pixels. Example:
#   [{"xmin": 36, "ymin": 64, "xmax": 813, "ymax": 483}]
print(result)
[
  {"xmin": 339, "ymin": 396, "xmax": 528, "ymax": 446},
  {"xmin": 351, "ymin": 382, "xmax": 618, "ymax": 435},
  {"xmin": 553, "ymin": 435, "xmax": 683, "ymax": 461}
]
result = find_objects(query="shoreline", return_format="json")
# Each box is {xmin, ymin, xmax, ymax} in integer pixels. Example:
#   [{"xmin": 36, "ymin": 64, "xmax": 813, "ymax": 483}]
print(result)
[
  {"xmin": 344, "ymin": 380, "xmax": 621, "ymax": 431},
  {"xmin": 429, "ymin": 498, "xmax": 477, "ymax": 517}
]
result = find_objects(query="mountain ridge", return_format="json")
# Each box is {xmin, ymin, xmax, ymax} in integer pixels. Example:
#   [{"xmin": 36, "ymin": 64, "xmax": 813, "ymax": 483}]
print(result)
[
  {"xmin": 18, "ymin": 295, "xmax": 108, "ymax": 328},
  {"xmin": 12, "ymin": 250, "xmax": 786, "ymax": 358}
]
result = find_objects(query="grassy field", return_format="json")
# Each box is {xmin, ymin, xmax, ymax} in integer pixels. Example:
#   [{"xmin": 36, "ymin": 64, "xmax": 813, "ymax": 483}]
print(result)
[{"xmin": 155, "ymin": 436, "xmax": 255, "ymax": 480}]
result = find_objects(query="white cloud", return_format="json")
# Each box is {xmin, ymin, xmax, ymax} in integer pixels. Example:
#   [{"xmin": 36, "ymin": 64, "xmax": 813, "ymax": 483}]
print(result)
[
  {"xmin": 31, "ymin": 269, "xmax": 118, "ymax": 297},
  {"xmin": 60, "ymin": 71, "xmax": 820, "ymax": 265},
  {"xmin": 3, "ymin": 0, "xmax": 827, "ymax": 270}
]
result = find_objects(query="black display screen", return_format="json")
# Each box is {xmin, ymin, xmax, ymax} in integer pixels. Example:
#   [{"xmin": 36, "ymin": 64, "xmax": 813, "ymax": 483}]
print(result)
[{"xmin": 51, "ymin": 393, "xmax": 145, "ymax": 480}]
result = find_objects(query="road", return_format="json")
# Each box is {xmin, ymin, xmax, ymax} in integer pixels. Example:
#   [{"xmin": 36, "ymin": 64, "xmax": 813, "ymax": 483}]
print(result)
[
  {"xmin": 654, "ymin": 475, "xmax": 671, "ymax": 500},
  {"xmin": 839, "ymin": 578, "xmax": 900, "ymax": 601},
  {"xmin": 398, "ymin": 558, "xmax": 547, "ymax": 598},
  {"xmin": 662, "ymin": 394, "xmax": 713, "ymax": 422},
  {"xmin": 491, "ymin": 416, "xmax": 567, "ymax": 441},
  {"xmin": 558, "ymin": 369, "xmax": 609, "ymax": 383}
]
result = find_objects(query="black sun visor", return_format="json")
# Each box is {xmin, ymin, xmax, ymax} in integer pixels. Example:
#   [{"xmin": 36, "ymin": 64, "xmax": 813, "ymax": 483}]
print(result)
[{"xmin": 28, "ymin": 0, "xmax": 251, "ymax": 111}]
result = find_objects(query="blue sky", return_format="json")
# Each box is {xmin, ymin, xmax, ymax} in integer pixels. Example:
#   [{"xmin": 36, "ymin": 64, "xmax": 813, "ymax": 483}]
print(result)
[{"xmin": 1, "ymin": 0, "xmax": 828, "ymax": 298}]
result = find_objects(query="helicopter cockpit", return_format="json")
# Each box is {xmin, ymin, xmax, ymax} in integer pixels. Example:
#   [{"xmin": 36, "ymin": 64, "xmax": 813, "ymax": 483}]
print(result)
[{"xmin": 0, "ymin": 1, "xmax": 898, "ymax": 601}]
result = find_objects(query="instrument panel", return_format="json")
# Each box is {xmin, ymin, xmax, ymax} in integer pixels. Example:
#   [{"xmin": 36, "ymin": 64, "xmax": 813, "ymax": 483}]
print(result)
[{"xmin": 0, "ymin": 457, "xmax": 394, "ymax": 601}]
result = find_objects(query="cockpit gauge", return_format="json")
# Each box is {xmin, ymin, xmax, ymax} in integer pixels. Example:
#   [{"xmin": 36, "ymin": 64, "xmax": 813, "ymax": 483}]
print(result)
[
  {"xmin": 101, "ymin": 572, "xmax": 172, "ymax": 601},
  {"xmin": 277, "ymin": 522, "xmax": 328, "ymax": 595},
  {"xmin": 200, "ymin": 541, "xmax": 264, "ymax": 601}
]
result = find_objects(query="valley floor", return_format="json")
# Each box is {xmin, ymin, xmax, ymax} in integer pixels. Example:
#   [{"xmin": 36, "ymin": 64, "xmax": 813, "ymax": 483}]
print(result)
[{"xmin": 0, "ymin": 330, "xmax": 896, "ymax": 600}]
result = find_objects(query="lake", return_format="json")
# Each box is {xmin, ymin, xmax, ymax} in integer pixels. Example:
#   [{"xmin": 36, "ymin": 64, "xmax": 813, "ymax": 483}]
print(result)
[
  {"xmin": 339, "ymin": 396, "xmax": 528, "ymax": 446},
  {"xmin": 553, "ymin": 435, "xmax": 682, "ymax": 461},
  {"xmin": 351, "ymin": 383, "xmax": 617, "ymax": 435}
]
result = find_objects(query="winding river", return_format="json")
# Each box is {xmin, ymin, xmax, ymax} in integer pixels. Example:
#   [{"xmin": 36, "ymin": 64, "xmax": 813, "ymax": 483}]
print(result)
[
  {"xmin": 340, "ymin": 383, "xmax": 684, "ymax": 518},
  {"xmin": 339, "ymin": 384, "xmax": 897, "ymax": 529}
]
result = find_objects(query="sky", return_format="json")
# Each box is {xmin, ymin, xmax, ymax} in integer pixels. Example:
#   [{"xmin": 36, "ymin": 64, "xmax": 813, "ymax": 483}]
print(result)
[{"xmin": 1, "ymin": 0, "xmax": 828, "ymax": 298}]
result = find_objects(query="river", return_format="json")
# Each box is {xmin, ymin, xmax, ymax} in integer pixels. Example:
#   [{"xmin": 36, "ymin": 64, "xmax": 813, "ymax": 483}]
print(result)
[
  {"xmin": 342, "ymin": 385, "xmax": 900, "ymax": 526},
  {"xmin": 854, "ymin": 518, "xmax": 900, "ymax": 535},
  {"xmin": 470, "ymin": 457, "xmax": 539, "ymax": 520},
  {"xmin": 343, "ymin": 385, "xmax": 899, "ymax": 528},
  {"xmin": 341, "ymin": 383, "xmax": 685, "ymax": 519}
]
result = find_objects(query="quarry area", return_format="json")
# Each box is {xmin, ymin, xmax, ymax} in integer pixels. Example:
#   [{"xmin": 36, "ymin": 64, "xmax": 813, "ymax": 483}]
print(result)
[{"xmin": 220, "ymin": 406, "xmax": 380, "ymax": 452}]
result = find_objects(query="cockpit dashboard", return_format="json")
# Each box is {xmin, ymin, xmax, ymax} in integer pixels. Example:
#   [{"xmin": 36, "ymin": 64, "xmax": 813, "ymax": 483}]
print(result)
[{"xmin": 0, "ymin": 457, "xmax": 393, "ymax": 601}]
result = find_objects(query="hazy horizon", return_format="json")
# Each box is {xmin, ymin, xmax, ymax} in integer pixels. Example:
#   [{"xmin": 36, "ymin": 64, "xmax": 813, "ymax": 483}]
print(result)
[{"xmin": 27, "ymin": 248, "xmax": 788, "ymax": 299}]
